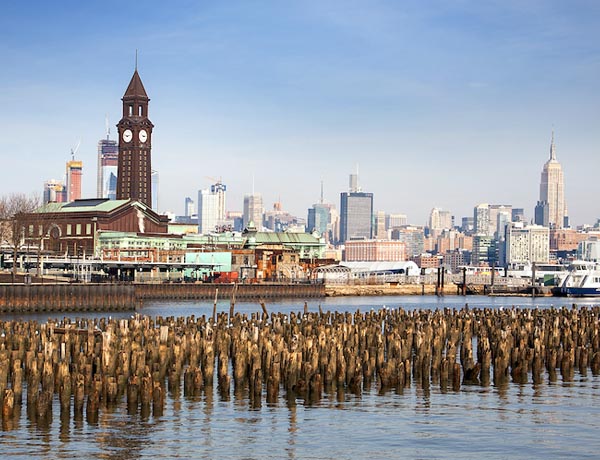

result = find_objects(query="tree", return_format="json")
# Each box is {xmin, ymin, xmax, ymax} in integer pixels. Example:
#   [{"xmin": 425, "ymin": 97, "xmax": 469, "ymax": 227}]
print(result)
[{"xmin": 0, "ymin": 193, "xmax": 40, "ymax": 281}]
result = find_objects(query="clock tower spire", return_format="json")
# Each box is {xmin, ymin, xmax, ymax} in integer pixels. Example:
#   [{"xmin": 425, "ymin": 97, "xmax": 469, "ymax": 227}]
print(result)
[{"xmin": 116, "ymin": 67, "xmax": 154, "ymax": 207}]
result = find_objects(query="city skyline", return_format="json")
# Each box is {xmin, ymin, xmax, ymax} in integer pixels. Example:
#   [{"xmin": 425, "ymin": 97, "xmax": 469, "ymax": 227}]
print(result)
[{"xmin": 1, "ymin": 1, "xmax": 599, "ymax": 225}]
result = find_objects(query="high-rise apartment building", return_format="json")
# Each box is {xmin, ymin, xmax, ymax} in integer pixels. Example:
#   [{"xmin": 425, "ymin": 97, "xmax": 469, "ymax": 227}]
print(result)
[
  {"xmin": 151, "ymin": 170, "xmax": 159, "ymax": 211},
  {"xmin": 375, "ymin": 210, "xmax": 387, "ymax": 239},
  {"xmin": 536, "ymin": 131, "xmax": 566, "ymax": 228},
  {"xmin": 243, "ymin": 193, "xmax": 263, "ymax": 229},
  {"xmin": 184, "ymin": 197, "xmax": 195, "ymax": 218},
  {"xmin": 66, "ymin": 160, "xmax": 82, "ymax": 202},
  {"xmin": 472, "ymin": 234, "xmax": 493, "ymax": 266},
  {"xmin": 505, "ymin": 223, "xmax": 550, "ymax": 264},
  {"xmin": 489, "ymin": 205, "xmax": 512, "ymax": 237},
  {"xmin": 198, "ymin": 188, "xmax": 220, "ymax": 234},
  {"xmin": 474, "ymin": 204, "xmax": 490, "ymax": 236},
  {"xmin": 43, "ymin": 179, "xmax": 66, "ymax": 204},
  {"xmin": 474, "ymin": 203, "xmax": 512, "ymax": 237},
  {"xmin": 211, "ymin": 180, "xmax": 227, "ymax": 222},
  {"xmin": 390, "ymin": 226, "xmax": 425, "ymax": 258},
  {"xmin": 117, "ymin": 68, "xmax": 154, "ymax": 207},
  {"xmin": 97, "ymin": 134, "xmax": 118, "ymax": 199}
]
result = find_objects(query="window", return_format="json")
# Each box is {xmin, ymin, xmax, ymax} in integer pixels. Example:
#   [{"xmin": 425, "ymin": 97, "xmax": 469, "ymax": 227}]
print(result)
[
  {"xmin": 66, "ymin": 224, "xmax": 72, "ymax": 235},
  {"xmin": 76, "ymin": 224, "xmax": 82, "ymax": 235},
  {"xmin": 129, "ymin": 105, "xmax": 133, "ymax": 116},
  {"xmin": 86, "ymin": 223, "xmax": 92, "ymax": 235},
  {"xmin": 138, "ymin": 105, "xmax": 143, "ymax": 116}
]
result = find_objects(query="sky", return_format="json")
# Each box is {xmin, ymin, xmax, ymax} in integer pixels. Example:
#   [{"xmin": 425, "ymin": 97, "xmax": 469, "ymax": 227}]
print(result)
[{"xmin": 1, "ymin": 0, "xmax": 599, "ymax": 226}]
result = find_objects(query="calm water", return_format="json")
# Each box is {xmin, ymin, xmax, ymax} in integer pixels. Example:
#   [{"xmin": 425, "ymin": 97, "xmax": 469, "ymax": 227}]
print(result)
[{"xmin": 2, "ymin": 295, "xmax": 600, "ymax": 459}]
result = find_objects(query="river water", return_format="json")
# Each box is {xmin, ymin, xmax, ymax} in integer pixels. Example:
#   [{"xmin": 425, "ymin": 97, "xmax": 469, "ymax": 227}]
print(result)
[{"xmin": 2, "ymin": 295, "xmax": 600, "ymax": 459}]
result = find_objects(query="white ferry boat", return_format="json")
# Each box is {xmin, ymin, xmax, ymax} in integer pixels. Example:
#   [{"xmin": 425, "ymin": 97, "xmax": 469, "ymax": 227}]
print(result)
[
  {"xmin": 506, "ymin": 262, "xmax": 567, "ymax": 284},
  {"xmin": 554, "ymin": 261, "xmax": 600, "ymax": 297}
]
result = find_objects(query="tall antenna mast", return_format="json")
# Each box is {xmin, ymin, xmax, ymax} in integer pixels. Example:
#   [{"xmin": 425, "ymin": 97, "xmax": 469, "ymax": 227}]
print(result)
[
  {"xmin": 105, "ymin": 114, "xmax": 110, "ymax": 140},
  {"xmin": 135, "ymin": 49, "xmax": 138, "ymax": 71},
  {"xmin": 320, "ymin": 178, "xmax": 324, "ymax": 204}
]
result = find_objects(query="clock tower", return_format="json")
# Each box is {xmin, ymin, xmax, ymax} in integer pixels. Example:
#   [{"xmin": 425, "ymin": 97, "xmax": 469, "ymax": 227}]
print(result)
[{"xmin": 116, "ymin": 68, "xmax": 154, "ymax": 207}]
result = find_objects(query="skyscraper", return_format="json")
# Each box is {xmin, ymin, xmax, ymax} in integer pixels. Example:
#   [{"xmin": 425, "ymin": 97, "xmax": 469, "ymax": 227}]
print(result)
[
  {"xmin": 198, "ymin": 189, "xmax": 219, "ymax": 234},
  {"xmin": 151, "ymin": 170, "xmax": 159, "ymax": 211},
  {"xmin": 243, "ymin": 193, "xmax": 263, "ymax": 229},
  {"xmin": 537, "ymin": 131, "xmax": 566, "ymax": 228},
  {"xmin": 66, "ymin": 159, "xmax": 82, "ymax": 202},
  {"xmin": 339, "ymin": 173, "xmax": 373, "ymax": 243},
  {"xmin": 505, "ymin": 222, "xmax": 550, "ymax": 264},
  {"xmin": 429, "ymin": 208, "xmax": 452, "ymax": 232},
  {"xmin": 97, "ymin": 134, "xmax": 118, "ymax": 200},
  {"xmin": 473, "ymin": 203, "xmax": 490, "ymax": 236},
  {"xmin": 117, "ymin": 67, "xmax": 154, "ymax": 207},
  {"xmin": 184, "ymin": 197, "xmax": 195, "ymax": 218},
  {"xmin": 43, "ymin": 179, "xmax": 66, "ymax": 204},
  {"xmin": 211, "ymin": 180, "xmax": 227, "ymax": 222}
]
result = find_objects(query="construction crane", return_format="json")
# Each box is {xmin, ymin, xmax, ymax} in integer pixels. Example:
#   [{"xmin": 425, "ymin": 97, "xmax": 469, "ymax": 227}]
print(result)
[
  {"xmin": 70, "ymin": 139, "xmax": 81, "ymax": 160},
  {"xmin": 204, "ymin": 176, "xmax": 222, "ymax": 185}
]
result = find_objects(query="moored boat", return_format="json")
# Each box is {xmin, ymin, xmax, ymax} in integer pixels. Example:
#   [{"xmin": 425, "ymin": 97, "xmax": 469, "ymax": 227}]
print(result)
[{"xmin": 553, "ymin": 261, "xmax": 600, "ymax": 297}]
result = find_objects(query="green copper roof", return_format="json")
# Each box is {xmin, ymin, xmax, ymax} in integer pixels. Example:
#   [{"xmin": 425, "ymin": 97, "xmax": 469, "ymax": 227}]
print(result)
[
  {"xmin": 36, "ymin": 199, "xmax": 131, "ymax": 213},
  {"xmin": 251, "ymin": 232, "xmax": 321, "ymax": 245}
]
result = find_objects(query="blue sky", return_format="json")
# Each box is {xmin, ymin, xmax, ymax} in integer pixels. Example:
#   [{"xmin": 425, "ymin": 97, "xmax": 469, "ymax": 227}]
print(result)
[{"xmin": 1, "ymin": 0, "xmax": 599, "ymax": 226}]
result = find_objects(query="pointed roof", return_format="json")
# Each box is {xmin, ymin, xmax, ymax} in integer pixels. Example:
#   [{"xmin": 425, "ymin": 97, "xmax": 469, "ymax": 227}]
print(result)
[
  {"xmin": 123, "ymin": 69, "xmax": 148, "ymax": 100},
  {"xmin": 549, "ymin": 129, "xmax": 557, "ymax": 161}
]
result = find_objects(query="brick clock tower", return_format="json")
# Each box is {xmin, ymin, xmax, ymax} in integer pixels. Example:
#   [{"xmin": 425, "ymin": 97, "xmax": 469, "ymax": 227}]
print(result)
[{"xmin": 116, "ymin": 68, "xmax": 154, "ymax": 207}]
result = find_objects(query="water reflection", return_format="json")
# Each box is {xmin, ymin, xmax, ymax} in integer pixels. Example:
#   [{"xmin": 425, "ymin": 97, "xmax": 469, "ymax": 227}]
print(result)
[{"xmin": 3, "ymin": 297, "xmax": 600, "ymax": 459}]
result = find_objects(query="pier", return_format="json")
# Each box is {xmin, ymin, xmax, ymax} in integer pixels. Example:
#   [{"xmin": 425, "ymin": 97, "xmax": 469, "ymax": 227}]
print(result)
[
  {"xmin": 0, "ymin": 282, "xmax": 325, "ymax": 313},
  {"xmin": 1, "ymin": 305, "xmax": 599, "ymax": 425}
]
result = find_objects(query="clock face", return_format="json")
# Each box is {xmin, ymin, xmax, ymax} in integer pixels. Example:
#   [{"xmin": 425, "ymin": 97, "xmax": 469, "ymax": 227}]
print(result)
[
  {"xmin": 122, "ymin": 129, "xmax": 133, "ymax": 143},
  {"xmin": 139, "ymin": 129, "xmax": 148, "ymax": 143}
]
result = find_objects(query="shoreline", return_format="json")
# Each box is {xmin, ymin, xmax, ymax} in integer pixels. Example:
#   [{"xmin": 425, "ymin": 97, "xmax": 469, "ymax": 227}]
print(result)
[{"xmin": 325, "ymin": 284, "xmax": 459, "ymax": 296}]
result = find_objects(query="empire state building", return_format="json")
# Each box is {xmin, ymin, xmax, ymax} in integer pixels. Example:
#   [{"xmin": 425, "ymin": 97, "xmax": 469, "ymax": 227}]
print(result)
[{"xmin": 535, "ymin": 132, "xmax": 567, "ymax": 228}]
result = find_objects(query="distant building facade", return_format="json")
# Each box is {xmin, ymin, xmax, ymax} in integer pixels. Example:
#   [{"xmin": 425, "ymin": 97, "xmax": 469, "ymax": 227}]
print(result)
[
  {"xmin": 374, "ymin": 210, "xmax": 387, "ymax": 239},
  {"xmin": 184, "ymin": 197, "xmax": 195, "ymax": 218},
  {"xmin": 472, "ymin": 234, "xmax": 493, "ymax": 266},
  {"xmin": 198, "ymin": 188, "xmax": 220, "ymax": 234},
  {"xmin": 339, "ymin": 191, "xmax": 373, "ymax": 243},
  {"xmin": 429, "ymin": 208, "xmax": 453, "ymax": 232},
  {"xmin": 66, "ymin": 160, "xmax": 82, "ymax": 202},
  {"xmin": 391, "ymin": 226, "xmax": 425, "ymax": 258},
  {"xmin": 97, "ymin": 137, "xmax": 118, "ymax": 199},
  {"xmin": 243, "ymin": 193, "xmax": 263, "ymax": 229},
  {"xmin": 43, "ymin": 179, "xmax": 66, "ymax": 204},
  {"xmin": 505, "ymin": 223, "xmax": 550, "ymax": 264},
  {"xmin": 151, "ymin": 170, "xmax": 159, "ymax": 211},
  {"xmin": 344, "ymin": 239, "xmax": 406, "ymax": 262},
  {"xmin": 387, "ymin": 213, "xmax": 408, "ymax": 229}
]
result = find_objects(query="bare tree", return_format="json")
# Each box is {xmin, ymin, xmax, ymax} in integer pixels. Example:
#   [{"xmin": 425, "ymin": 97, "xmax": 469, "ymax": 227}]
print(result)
[
  {"xmin": 0, "ymin": 196, "xmax": 9, "ymax": 269},
  {"xmin": 1, "ymin": 193, "xmax": 40, "ymax": 282},
  {"xmin": 27, "ymin": 207, "xmax": 57, "ymax": 279}
]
